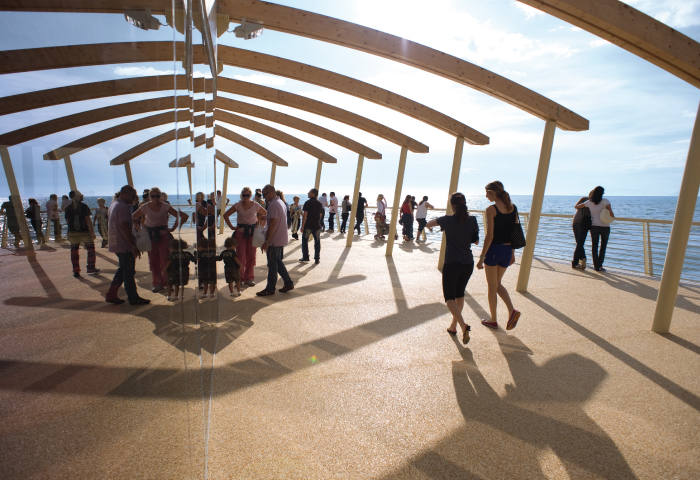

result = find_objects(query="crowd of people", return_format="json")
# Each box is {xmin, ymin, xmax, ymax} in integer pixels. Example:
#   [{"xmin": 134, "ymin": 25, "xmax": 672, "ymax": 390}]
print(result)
[{"xmin": 1, "ymin": 181, "xmax": 615, "ymax": 342}]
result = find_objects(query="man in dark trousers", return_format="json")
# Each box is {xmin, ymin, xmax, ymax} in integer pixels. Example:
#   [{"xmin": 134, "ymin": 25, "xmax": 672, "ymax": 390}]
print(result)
[
  {"xmin": 105, "ymin": 185, "xmax": 150, "ymax": 305},
  {"xmin": 355, "ymin": 192, "xmax": 369, "ymax": 235},
  {"xmin": 64, "ymin": 190, "xmax": 100, "ymax": 278},
  {"xmin": 300, "ymin": 188, "xmax": 323, "ymax": 264}
]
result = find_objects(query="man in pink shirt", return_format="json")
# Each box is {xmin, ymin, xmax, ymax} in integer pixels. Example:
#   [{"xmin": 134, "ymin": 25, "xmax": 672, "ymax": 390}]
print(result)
[
  {"xmin": 257, "ymin": 184, "xmax": 293, "ymax": 296},
  {"xmin": 105, "ymin": 185, "xmax": 150, "ymax": 305}
]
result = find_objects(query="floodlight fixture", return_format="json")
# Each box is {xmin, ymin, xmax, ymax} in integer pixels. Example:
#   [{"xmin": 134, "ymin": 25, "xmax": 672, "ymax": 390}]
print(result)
[
  {"xmin": 124, "ymin": 8, "xmax": 161, "ymax": 31},
  {"xmin": 234, "ymin": 17, "xmax": 263, "ymax": 40}
]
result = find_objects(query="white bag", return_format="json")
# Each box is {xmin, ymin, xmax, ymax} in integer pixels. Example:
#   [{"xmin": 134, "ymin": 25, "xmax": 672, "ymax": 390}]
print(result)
[
  {"xmin": 135, "ymin": 228, "xmax": 152, "ymax": 252},
  {"xmin": 251, "ymin": 226, "xmax": 267, "ymax": 248}
]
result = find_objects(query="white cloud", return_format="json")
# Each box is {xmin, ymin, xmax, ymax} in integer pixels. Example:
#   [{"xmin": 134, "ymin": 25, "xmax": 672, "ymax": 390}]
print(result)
[
  {"xmin": 589, "ymin": 39, "xmax": 610, "ymax": 48},
  {"xmin": 114, "ymin": 66, "xmax": 175, "ymax": 76},
  {"xmin": 569, "ymin": 26, "xmax": 583, "ymax": 32},
  {"xmin": 514, "ymin": 3, "xmax": 544, "ymax": 19},
  {"xmin": 232, "ymin": 74, "xmax": 286, "ymax": 86},
  {"xmin": 504, "ymin": 70, "xmax": 527, "ymax": 77},
  {"xmin": 626, "ymin": 0, "xmax": 700, "ymax": 29}
]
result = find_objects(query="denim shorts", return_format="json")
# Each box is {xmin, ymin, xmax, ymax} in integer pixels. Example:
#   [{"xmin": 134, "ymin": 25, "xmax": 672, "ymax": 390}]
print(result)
[{"xmin": 484, "ymin": 243, "xmax": 512, "ymax": 268}]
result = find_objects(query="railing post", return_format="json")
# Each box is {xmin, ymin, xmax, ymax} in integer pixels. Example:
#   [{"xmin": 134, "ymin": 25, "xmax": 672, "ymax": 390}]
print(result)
[
  {"xmin": 364, "ymin": 214, "xmax": 369, "ymax": 234},
  {"xmin": 481, "ymin": 212, "xmax": 487, "ymax": 236},
  {"xmin": 44, "ymin": 211, "xmax": 50, "ymax": 240},
  {"xmin": 517, "ymin": 119, "xmax": 557, "ymax": 293},
  {"xmin": 647, "ymin": 223, "xmax": 654, "ymax": 276},
  {"xmin": 643, "ymin": 222, "xmax": 650, "ymax": 275},
  {"xmin": 652, "ymin": 99, "xmax": 700, "ymax": 333},
  {"xmin": 386, "ymin": 146, "xmax": 409, "ymax": 256}
]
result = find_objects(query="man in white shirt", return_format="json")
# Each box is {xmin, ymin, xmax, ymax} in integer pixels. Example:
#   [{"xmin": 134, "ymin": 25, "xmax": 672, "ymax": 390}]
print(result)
[
  {"xmin": 319, "ymin": 193, "xmax": 328, "ymax": 232},
  {"xmin": 327, "ymin": 192, "xmax": 338, "ymax": 233},
  {"xmin": 46, "ymin": 194, "xmax": 63, "ymax": 241}
]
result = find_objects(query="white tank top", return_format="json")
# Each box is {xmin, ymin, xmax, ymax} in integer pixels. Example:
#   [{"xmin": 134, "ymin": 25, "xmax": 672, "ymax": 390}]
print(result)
[{"xmin": 416, "ymin": 203, "xmax": 428, "ymax": 218}]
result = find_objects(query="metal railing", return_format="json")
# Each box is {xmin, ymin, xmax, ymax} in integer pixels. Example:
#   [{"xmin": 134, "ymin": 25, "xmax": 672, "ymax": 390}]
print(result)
[{"xmin": 3, "ymin": 207, "xmax": 700, "ymax": 282}]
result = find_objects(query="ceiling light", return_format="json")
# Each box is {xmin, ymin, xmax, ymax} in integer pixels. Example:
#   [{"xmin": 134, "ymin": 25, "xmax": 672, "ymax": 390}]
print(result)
[
  {"xmin": 124, "ymin": 8, "xmax": 161, "ymax": 31},
  {"xmin": 234, "ymin": 17, "xmax": 263, "ymax": 40}
]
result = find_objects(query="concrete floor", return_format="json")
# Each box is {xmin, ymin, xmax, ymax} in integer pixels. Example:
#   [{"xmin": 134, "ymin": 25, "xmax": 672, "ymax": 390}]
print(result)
[{"xmin": 0, "ymin": 231, "xmax": 699, "ymax": 479}]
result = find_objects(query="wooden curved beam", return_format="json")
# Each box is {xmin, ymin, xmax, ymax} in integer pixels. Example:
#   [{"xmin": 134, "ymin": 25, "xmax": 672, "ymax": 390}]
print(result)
[
  {"xmin": 0, "ymin": 1, "xmax": 588, "ymax": 130},
  {"xmin": 0, "ymin": 96, "xmax": 190, "ymax": 147},
  {"xmin": 215, "ymin": 125, "xmax": 288, "ymax": 167},
  {"xmin": 0, "ymin": 76, "xmax": 425, "ymax": 152},
  {"xmin": 216, "ymin": 97, "xmax": 381, "ymax": 159},
  {"xmin": 215, "ymin": 110, "xmax": 336, "ymax": 164},
  {"xmin": 517, "ymin": 0, "xmax": 700, "ymax": 89},
  {"xmin": 216, "ymin": 149, "xmax": 239, "ymax": 169},
  {"xmin": 0, "ymin": 42, "xmax": 485, "ymax": 144},
  {"xmin": 43, "ymin": 110, "xmax": 193, "ymax": 160},
  {"xmin": 110, "ymin": 127, "xmax": 191, "ymax": 165}
]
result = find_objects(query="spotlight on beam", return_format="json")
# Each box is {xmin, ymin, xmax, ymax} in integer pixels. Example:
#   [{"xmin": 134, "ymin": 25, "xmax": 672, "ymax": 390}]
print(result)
[
  {"xmin": 124, "ymin": 8, "xmax": 161, "ymax": 31},
  {"xmin": 234, "ymin": 17, "xmax": 263, "ymax": 40}
]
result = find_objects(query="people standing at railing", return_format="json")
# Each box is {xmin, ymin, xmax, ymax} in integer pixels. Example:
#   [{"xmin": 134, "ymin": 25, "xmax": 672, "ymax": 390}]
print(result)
[
  {"xmin": 575, "ymin": 186, "xmax": 614, "ymax": 272},
  {"xmin": 24, "ymin": 198, "xmax": 46, "ymax": 245},
  {"xmin": 94, "ymin": 197, "xmax": 109, "ymax": 248},
  {"xmin": 374, "ymin": 194, "xmax": 388, "ymax": 239},
  {"xmin": 355, "ymin": 192, "xmax": 368, "ymax": 235},
  {"xmin": 224, "ymin": 187, "xmax": 266, "ymax": 287},
  {"xmin": 46, "ymin": 194, "xmax": 63, "ymax": 242},
  {"xmin": 0, "ymin": 197, "xmax": 23, "ymax": 248},
  {"xmin": 401, "ymin": 195, "xmax": 415, "ymax": 242},
  {"xmin": 476, "ymin": 181, "xmax": 521, "ymax": 331},
  {"xmin": 319, "ymin": 193, "xmax": 328, "ymax": 232},
  {"xmin": 132, "ymin": 187, "xmax": 188, "ymax": 293},
  {"xmin": 290, "ymin": 196, "xmax": 302, "ymax": 240},
  {"xmin": 571, "ymin": 196, "xmax": 590, "ymax": 270},
  {"xmin": 65, "ymin": 190, "xmax": 100, "ymax": 278},
  {"xmin": 340, "ymin": 195, "xmax": 351, "ymax": 234},
  {"xmin": 426, "ymin": 192, "xmax": 479, "ymax": 345},
  {"xmin": 300, "ymin": 188, "xmax": 323, "ymax": 264},
  {"xmin": 60, "ymin": 194, "xmax": 71, "ymax": 212},
  {"xmin": 415, "ymin": 196, "xmax": 434, "ymax": 243},
  {"xmin": 328, "ymin": 192, "xmax": 338, "ymax": 233},
  {"xmin": 106, "ymin": 185, "xmax": 150, "ymax": 306}
]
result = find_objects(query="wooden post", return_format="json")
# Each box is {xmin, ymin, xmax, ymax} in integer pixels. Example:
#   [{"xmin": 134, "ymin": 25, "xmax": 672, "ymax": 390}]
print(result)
[
  {"xmin": 314, "ymin": 158, "xmax": 322, "ymax": 191},
  {"xmin": 652, "ymin": 100, "xmax": 700, "ymax": 333},
  {"xmin": 219, "ymin": 164, "xmax": 229, "ymax": 234},
  {"xmin": 386, "ymin": 146, "xmax": 408, "ymax": 256},
  {"xmin": 64, "ymin": 155, "xmax": 77, "ymax": 192},
  {"xmin": 186, "ymin": 163, "xmax": 193, "ymax": 200},
  {"xmin": 270, "ymin": 162, "xmax": 277, "ymax": 185},
  {"xmin": 345, "ymin": 154, "xmax": 364, "ymax": 247},
  {"xmin": 1, "ymin": 216, "xmax": 7, "ymax": 249},
  {"xmin": 516, "ymin": 120, "xmax": 557, "ymax": 293},
  {"xmin": 124, "ymin": 161, "xmax": 134, "ymax": 187},
  {"xmin": 438, "ymin": 136, "xmax": 465, "ymax": 270},
  {"xmin": 0, "ymin": 147, "xmax": 35, "ymax": 257}
]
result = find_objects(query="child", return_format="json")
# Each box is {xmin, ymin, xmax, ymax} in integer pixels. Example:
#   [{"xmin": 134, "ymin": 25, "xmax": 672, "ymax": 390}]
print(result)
[
  {"xmin": 93, "ymin": 197, "xmax": 109, "ymax": 248},
  {"xmin": 218, "ymin": 236, "xmax": 242, "ymax": 296},
  {"xmin": 197, "ymin": 237, "xmax": 218, "ymax": 298},
  {"xmin": 164, "ymin": 239, "xmax": 196, "ymax": 301}
]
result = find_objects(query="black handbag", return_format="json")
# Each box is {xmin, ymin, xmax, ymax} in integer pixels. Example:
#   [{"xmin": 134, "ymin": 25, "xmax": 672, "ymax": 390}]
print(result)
[{"xmin": 510, "ymin": 207, "xmax": 526, "ymax": 249}]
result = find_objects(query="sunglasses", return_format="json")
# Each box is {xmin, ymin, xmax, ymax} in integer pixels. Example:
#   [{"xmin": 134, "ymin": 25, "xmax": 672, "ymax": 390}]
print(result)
[
  {"xmin": 150, "ymin": 194, "xmax": 161, "ymax": 198},
  {"xmin": 241, "ymin": 194, "xmax": 251, "ymax": 198}
]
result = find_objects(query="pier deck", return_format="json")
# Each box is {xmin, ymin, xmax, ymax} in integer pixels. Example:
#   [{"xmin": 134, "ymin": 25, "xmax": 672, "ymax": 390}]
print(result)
[{"xmin": 0, "ymin": 231, "xmax": 698, "ymax": 479}]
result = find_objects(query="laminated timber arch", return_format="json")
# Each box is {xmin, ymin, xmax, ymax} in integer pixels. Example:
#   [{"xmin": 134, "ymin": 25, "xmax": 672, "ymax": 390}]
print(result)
[
  {"xmin": 110, "ymin": 127, "xmax": 192, "ymax": 166},
  {"xmin": 215, "ymin": 125, "xmax": 288, "ymax": 167},
  {"xmin": 0, "ymin": 96, "xmax": 191, "ymax": 147},
  {"xmin": 215, "ymin": 110, "xmax": 336, "ymax": 164},
  {"xmin": 0, "ymin": 76, "xmax": 420, "ymax": 153},
  {"xmin": 0, "ymin": 42, "xmax": 488, "ymax": 145},
  {"xmin": 0, "ymin": 0, "xmax": 589, "ymax": 130},
  {"xmin": 42, "ymin": 110, "xmax": 194, "ymax": 160}
]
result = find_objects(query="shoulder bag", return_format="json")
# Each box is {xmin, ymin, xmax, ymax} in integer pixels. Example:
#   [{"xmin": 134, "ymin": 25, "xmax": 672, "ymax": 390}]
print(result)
[{"xmin": 510, "ymin": 206, "xmax": 526, "ymax": 249}]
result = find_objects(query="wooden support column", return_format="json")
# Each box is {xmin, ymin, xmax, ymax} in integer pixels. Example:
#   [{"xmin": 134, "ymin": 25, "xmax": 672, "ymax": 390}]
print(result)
[
  {"xmin": 516, "ymin": 119, "xmax": 556, "ymax": 292},
  {"xmin": 219, "ymin": 164, "xmax": 229, "ymax": 234},
  {"xmin": 0, "ymin": 147, "xmax": 35, "ymax": 257},
  {"xmin": 386, "ymin": 146, "xmax": 408, "ymax": 256},
  {"xmin": 186, "ymin": 163, "xmax": 193, "ymax": 200},
  {"xmin": 438, "ymin": 136, "xmax": 465, "ymax": 271},
  {"xmin": 314, "ymin": 158, "xmax": 322, "ymax": 191},
  {"xmin": 124, "ymin": 161, "xmax": 134, "ymax": 187},
  {"xmin": 64, "ymin": 155, "xmax": 77, "ymax": 192},
  {"xmin": 270, "ymin": 162, "xmax": 277, "ymax": 185},
  {"xmin": 652, "ymin": 100, "xmax": 700, "ymax": 333},
  {"xmin": 345, "ymin": 154, "xmax": 364, "ymax": 247}
]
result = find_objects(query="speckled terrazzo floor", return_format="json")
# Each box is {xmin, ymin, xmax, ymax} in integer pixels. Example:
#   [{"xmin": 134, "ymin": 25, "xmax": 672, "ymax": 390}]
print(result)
[{"xmin": 0, "ymin": 231, "xmax": 699, "ymax": 479}]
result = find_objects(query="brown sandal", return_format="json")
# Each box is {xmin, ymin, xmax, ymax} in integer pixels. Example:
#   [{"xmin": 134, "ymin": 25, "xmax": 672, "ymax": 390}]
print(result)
[{"xmin": 462, "ymin": 325, "xmax": 471, "ymax": 345}]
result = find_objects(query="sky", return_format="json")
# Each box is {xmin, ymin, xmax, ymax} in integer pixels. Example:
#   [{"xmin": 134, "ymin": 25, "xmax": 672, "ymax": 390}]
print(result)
[{"xmin": 1, "ymin": 0, "xmax": 700, "ymax": 206}]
